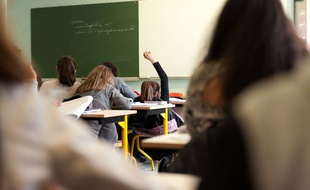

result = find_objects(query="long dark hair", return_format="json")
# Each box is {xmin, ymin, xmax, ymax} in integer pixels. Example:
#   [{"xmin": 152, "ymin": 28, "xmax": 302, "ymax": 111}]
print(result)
[
  {"xmin": 57, "ymin": 56, "xmax": 77, "ymax": 87},
  {"xmin": 140, "ymin": 81, "xmax": 160, "ymax": 102},
  {"xmin": 205, "ymin": 0, "xmax": 307, "ymax": 104},
  {"xmin": 101, "ymin": 61, "xmax": 119, "ymax": 77}
]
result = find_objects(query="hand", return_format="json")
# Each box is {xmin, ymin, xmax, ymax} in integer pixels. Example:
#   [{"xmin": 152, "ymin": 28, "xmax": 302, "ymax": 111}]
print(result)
[{"xmin": 143, "ymin": 51, "xmax": 156, "ymax": 64}]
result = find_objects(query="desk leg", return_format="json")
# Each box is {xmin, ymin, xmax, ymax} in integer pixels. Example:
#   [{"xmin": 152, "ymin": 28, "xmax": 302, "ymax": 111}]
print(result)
[
  {"xmin": 118, "ymin": 115, "xmax": 128, "ymax": 157},
  {"xmin": 160, "ymin": 108, "xmax": 168, "ymax": 135}
]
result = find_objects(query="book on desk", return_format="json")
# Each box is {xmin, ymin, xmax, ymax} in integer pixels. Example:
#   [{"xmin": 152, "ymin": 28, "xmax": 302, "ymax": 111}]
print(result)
[
  {"xmin": 57, "ymin": 96, "xmax": 93, "ymax": 118},
  {"xmin": 131, "ymin": 101, "xmax": 167, "ymax": 106}
]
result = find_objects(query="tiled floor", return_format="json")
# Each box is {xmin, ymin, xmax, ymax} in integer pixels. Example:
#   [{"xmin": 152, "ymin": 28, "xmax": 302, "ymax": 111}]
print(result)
[{"xmin": 137, "ymin": 159, "xmax": 159, "ymax": 174}]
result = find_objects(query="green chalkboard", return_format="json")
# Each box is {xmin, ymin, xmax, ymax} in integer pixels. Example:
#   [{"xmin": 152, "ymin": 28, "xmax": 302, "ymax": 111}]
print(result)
[{"xmin": 31, "ymin": 2, "xmax": 139, "ymax": 78}]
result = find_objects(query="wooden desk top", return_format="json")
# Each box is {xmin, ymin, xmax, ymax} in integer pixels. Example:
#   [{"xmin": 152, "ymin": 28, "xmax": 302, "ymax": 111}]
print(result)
[
  {"xmin": 130, "ymin": 103, "xmax": 175, "ymax": 110},
  {"xmin": 146, "ymin": 173, "xmax": 200, "ymax": 190},
  {"xmin": 141, "ymin": 132, "xmax": 191, "ymax": 149},
  {"xmin": 169, "ymin": 98, "xmax": 186, "ymax": 105},
  {"xmin": 80, "ymin": 109, "xmax": 137, "ymax": 118}
]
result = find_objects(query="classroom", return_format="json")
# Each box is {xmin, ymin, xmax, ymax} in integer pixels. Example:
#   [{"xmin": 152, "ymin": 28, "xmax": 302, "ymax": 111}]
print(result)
[
  {"xmin": 4, "ymin": 0, "xmax": 218, "ymax": 95},
  {"xmin": 1, "ymin": 0, "xmax": 307, "ymax": 189},
  {"xmin": 4, "ymin": 0, "xmax": 294, "ymax": 94}
]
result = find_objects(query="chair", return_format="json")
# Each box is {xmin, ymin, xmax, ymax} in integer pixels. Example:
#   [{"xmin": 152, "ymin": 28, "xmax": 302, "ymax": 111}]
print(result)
[
  {"xmin": 169, "ymin": 92, "xmax": 184, "ymax": 99},
  {"xmin": 130, "ymin": 118, "xmax": 179, "ymax": 171},
  {"xmin": 92, "ymin": 99, "xmax": 136, "ymax": 164},
  {"xmin": 113, "ymin": 129, "xmax": 137, "ymax": 167},
  {"xmin": 130, "ymin": 133, "xmax": 155, "ymax": 171}
]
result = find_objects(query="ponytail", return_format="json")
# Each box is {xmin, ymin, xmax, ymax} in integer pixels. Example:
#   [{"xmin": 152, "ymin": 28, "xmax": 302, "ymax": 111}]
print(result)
[{"xmin": 141, "ymin": 81, "xmax": 156, "ymax": 102}]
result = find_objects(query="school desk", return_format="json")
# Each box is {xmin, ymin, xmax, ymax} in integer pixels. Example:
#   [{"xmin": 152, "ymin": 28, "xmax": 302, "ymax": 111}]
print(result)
[
  {"xmin": 130, "ymin": 103, "xmax": 175, "ymax": 134},
  {"xmin": 146, "ymin": 173, "xmax": 200, "ymax": 190},
  {"xmin": 141, "ymin": 131, "xmax": 191, "ymax": 150},
  {"xmin": 169, "ymin": 98, "xmax": 186, "ymax": 107},
  {"xmin": 80, "ymin": 110, "xmax": 137, "ymax": 156}
]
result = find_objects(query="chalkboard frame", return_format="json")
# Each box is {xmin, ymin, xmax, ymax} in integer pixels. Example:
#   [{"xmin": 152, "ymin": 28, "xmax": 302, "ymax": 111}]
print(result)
[{"xmin": 31, "ymin": 2, "xmax": 139, "ymax": 78}]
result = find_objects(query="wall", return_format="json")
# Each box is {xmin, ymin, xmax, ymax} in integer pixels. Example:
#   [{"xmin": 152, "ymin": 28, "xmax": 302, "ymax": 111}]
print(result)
[
  {"xmin": 138, "ymin": 0, "xmax": 225, "ymax": 78},
  {"xmin": 6, "ymin": 0, "xmax": 293, "ymax": 94}
]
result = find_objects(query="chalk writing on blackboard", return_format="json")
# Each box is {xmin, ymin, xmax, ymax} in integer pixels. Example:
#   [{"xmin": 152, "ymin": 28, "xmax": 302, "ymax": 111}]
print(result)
[{"xmin": 71, "ymin": 20, "xmax": 136, "ymax": 35}]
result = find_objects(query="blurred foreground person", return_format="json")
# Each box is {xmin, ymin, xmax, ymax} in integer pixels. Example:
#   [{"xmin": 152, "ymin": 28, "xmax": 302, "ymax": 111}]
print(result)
[
  {"xmin": 166, "ymin": 0, "xmax": 308, "ymax": 178},
  {"xmin": 199, "ymin": 55, "xmax": 310, "ymax": 190}
]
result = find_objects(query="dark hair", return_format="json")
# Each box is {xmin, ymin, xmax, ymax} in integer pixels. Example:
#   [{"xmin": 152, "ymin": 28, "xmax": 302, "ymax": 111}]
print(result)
[
  {"xmin": 101, "ymin": 61, "xmax": 119, "ymax": 77},
  {"xmin": 57, "ymin": 56, "xmax": 77, "ymax": 87},
  {"xmin": 0, "ymin": 11, "xmax": 32, "ymax": 83},
  {"xmin": 140, "ymin": 81, "xmax": 160, "ymax": 102},
  {"xmin": 37, "ymin": 74, "xmax": 43, "ymax": 90},
  {"xmin": 205, "ymin": 0, "xmax": 307, "ymax": 104}
]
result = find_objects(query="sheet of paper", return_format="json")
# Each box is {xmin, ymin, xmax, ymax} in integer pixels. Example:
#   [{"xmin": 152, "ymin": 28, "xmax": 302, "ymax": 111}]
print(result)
[{"xmin": 57, "ymin": 96, "xmax": 93, "ymax": 118}]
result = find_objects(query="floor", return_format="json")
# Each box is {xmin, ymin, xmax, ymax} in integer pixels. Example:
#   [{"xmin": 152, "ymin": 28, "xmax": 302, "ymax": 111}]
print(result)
[{"xmin": 137, "ymin": 159, "xmax": 159, "ymax": 174}]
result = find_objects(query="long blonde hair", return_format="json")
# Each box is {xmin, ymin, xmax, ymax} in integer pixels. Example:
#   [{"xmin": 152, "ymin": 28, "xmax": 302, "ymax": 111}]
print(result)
[{"xmin": 75, "ymin": 65, "xmax": 114, "ymax": 94}]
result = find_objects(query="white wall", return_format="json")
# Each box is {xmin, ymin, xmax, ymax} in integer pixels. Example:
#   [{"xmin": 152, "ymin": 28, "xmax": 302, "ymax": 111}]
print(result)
[
  {"xmin": 139, "ymin": 0, "xmax": 225, "ymax": 78},
  {"xmin": 7, "ymin": 0, "xmax": 225, "ymax": 78},
  {"xmin": 5, "ymin": 0, "xmax": 294, "ymax": 93},
  {"xmin": 1, "ymin": 0, "xmax": 7, "ymax": 23}
]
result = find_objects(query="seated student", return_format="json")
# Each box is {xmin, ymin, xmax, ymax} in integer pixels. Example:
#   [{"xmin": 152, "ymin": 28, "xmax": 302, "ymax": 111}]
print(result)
[
  {"xmin": 101, "ymin": 61, "xmax": 138, "ymax": 100},
  {"xmin": 74, "ymin": 65, "xmax": 132, "ymax": 144},
  {"xmin": 40, "ymin": 56, "xmax": 80, "ymax": 105},
  {"xmin": 130, "ymin": 51, "xmax": 184, "ymax": 136},
  {"xmin": 165, "ymin": 0, "xmax": 307, "ymax": 175},
  {"xmin": 129, "ymin": 51, "xmax": 184, "ymax": 162},
  {"xmin": 100, "ymin": 61, "xmax": 143, "ymax": 160},
  {"xmin": 0, "ymin": 9, "xmax": 164, "ymax": 190}
]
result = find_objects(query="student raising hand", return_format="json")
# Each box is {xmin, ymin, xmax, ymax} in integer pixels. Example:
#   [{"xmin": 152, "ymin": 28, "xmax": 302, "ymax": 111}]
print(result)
[{"xmin": 143, "ymin": 51, "xmax": 156, "ymax": 64}]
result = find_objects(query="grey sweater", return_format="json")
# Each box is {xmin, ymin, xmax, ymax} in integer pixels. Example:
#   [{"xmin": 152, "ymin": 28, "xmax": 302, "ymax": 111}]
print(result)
[{"xmin": 78, "ymin": 84, "xmax": 131, "ymax": 110}]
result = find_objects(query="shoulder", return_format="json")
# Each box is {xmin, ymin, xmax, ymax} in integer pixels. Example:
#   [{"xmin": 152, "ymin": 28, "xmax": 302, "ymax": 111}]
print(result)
[
  {"xmin": 41, "ymin": 79, "xmax": 57, "ymax": 85},
  {"xmin": 71, "ymin": 82, "xmax": 81, "ymax": 89},
  {"xmin": 114, "ymin": 77, "xmax": 123, "ymax": 82},
  {"xmin": 104, "ymin": 84, "xmax": 120, "ymax": 95},
  {"xmin": 40, "ymin": 79, "xmax": 58, "ymax": 90},
  {"xmin": 113, "ymin": 77, "xmax": 124, "ymax": 86},
  {"xmin": 105, "ymin": 84, "xmax": 116, "ymax": 90}
]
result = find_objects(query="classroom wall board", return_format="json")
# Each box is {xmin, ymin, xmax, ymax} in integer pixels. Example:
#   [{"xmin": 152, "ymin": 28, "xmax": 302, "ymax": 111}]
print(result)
[
  {"xmin": 31, "ymin": 1, "xmax": 139, "ymax": 78},
  {"xmin": 138, "ymin": 0, "xmax": 226, "ymax": 78},
  {"xmin": 16, "ymin": 0, "xmax": 290, "ymax": 79},
  {"xmin": 30, "ymin": 0, "xmax": 226, "ymax": 79}
]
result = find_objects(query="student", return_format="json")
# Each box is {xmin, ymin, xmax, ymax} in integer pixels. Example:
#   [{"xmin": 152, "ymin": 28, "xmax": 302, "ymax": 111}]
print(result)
[
  {"xmin": 129, "ymin": 51, "xmax": 184, "ymax": 163},
  {"xmin": 165, "ymin": 0, "xmax": 308, "ymax": 175},
  {"xmin": 130, "ymin": 51, "xmax": 184, "ymax": 136},
  {"xmin": 198, "ymin": 54, "xmax": 310, "ymax": 190},
  {"xmin": 0, "ymin": 9, "xmax": 163, "ymax": 190},
  {"xmin": 101, "ymin": 61, "xmax": 141, "ymax": 160},
  {"xmin": 101, "ymin": 61, "xmax": 138, "ymax": 100},
  {"xmin": 40, "ymin": 55, "xmax": 80, "ymax": 105},
  {"xmin": 75, "ymin": 65, "xmax": 132, "ymax": 143}
]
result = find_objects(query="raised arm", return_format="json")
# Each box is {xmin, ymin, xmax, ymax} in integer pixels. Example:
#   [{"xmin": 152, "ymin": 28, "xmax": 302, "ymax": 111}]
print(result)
[{"xmin": 143, "ymin": 51, "xmax": 169, "ymax": 102}]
